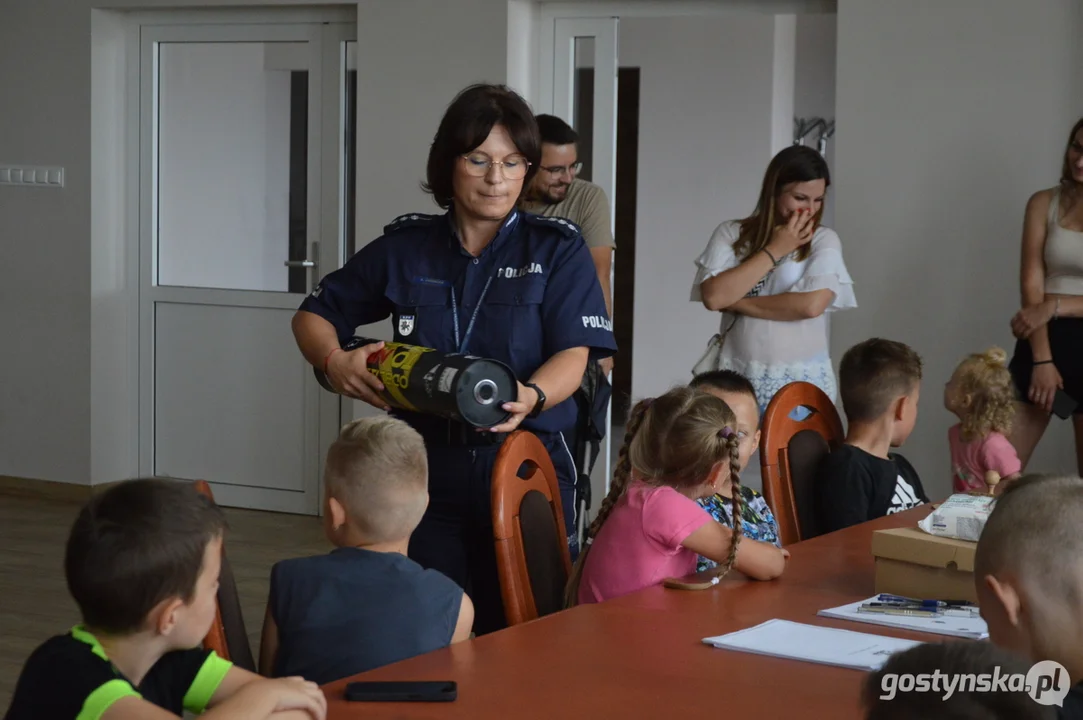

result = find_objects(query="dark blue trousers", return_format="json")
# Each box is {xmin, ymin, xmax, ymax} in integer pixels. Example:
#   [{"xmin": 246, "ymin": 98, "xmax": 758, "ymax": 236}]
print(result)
[{"xmin": 407, "ymin": 430, "xmax": 578, "ymax": 635}]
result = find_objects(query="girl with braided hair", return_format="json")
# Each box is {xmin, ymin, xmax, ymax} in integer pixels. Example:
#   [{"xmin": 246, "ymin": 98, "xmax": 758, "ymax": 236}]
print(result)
[{"xmin": 566, "ymin": 387, "xmax": 789, "ymax": 607}]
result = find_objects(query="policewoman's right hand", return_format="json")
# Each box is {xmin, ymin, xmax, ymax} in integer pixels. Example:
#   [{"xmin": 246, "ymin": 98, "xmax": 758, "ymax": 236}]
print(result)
[
  {"xmin": 326, "ymin": 341, "xmax": 391, "ymax": 411},
  {"xmin": 766, "ymin": 208, "xmax": 815, "ymax": 258}
]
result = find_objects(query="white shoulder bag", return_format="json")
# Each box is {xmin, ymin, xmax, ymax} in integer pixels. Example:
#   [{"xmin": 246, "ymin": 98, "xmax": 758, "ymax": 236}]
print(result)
[{"xmin": 690, "ymin": 259, "xmax": 777, "ymax": 378}]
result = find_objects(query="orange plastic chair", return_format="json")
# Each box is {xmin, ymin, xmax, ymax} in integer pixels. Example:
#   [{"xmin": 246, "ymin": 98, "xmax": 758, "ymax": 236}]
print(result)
[
  {"xmin": 759, "ymin": 382, "xmax": 844, "ymax": 545},
  {"xmin": 192, "ymin": 480, "xmax": 256, "ymax": 671},
  {"xmin": 491, "ymin": 431, "xmax": 573, "ymax": 626}
]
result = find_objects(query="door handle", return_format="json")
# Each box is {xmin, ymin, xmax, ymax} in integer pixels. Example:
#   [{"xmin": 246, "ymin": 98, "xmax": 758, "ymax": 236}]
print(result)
[{"xmin": 284, "ymin": 260, "xmax": 316, "ymax": 268}]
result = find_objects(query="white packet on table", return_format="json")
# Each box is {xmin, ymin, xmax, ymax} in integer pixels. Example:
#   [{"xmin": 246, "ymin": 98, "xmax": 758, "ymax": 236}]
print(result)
[{"xmin": 917, "ymin": 493, "xmax": 996, "ymax": 542}]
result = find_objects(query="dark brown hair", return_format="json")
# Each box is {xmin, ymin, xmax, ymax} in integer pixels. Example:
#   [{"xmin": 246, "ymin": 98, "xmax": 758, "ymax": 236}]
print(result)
[
  {"xmin": 536, "ymin": 114, "xmax": 579, "ymax": 146},
  {"xmin": 565, "ymin": 386, "xmax": 743, "ymax": 606},
  {"xmin": 423, "ymin": 84, "xmax": 541, "ymax": 209},
  {"xmin": 839, "ymin": 338, "xmax": 923, "ymax": 424},
  {"xmin": 1060, "ymin": 117, "xmax": 1083, "ymax": 198},
  {"xmin": 733, "ymin": 145, "xmax": 831, "ymax": 264},
  {"xmin": 65, "ymin": 478, "xmax": 227, "ymax": 634},
  {"xmin": 690, "ymin": 369, "xmax": 758, "ymax": 407},
  {"xmin": 863, "ymin": 641, "xmax": 1054, "ymax": 720}
]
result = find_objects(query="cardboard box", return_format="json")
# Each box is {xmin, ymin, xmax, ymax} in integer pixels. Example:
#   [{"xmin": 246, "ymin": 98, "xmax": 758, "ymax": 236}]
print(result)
[{"xmin": 871, "ymin": 527, "xmax": 978, "ymax": 603}]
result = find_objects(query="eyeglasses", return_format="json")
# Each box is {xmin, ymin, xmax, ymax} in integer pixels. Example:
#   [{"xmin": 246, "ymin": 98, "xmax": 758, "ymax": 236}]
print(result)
[
  {"xmin": 459, "ymin": 153, "xmax": 531, "ymax": 180},
  {"xmin": 541, "ymin": 162, "xmax": 583, "ymax": 178}
]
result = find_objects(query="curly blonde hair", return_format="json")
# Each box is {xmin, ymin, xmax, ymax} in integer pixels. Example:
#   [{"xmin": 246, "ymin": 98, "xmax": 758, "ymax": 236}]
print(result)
[{"xmin": 952, "ymin": 347, "xmax": 1017, "ymax": 442}]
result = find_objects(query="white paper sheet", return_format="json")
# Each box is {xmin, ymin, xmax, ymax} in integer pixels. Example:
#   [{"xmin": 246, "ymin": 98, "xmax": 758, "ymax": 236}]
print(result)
[
  {"xmin": 817, "ymin": 597, "xmax": 988, "ymax": 640},
  {"xmin": 702, "ymin": 619, "xmax": 922, "ymax": 671}
]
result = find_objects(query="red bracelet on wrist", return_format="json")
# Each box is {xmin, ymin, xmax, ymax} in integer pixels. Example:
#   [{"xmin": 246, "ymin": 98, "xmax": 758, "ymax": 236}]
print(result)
[{"xmin": 323, "ymin": 347, "xmax": 342, "ymax": 374}]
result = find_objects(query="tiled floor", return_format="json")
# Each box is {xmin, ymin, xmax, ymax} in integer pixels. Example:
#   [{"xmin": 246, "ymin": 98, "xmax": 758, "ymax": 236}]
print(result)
[{"xmin": 0, "ymin": 492, "xmax": 329, "ymax": 709}]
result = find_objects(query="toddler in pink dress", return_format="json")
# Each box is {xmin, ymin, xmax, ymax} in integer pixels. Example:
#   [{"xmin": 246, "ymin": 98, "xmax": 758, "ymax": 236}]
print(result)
[{"xmin": 944, "ymin": 348, "xmax": 1022, "ymax": 494}]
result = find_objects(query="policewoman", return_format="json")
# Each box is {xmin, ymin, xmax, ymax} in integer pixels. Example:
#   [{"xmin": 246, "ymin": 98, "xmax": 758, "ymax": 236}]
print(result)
[{"xmin": 291, "ymin": 84, "xmax": 616, "ymax": 634}]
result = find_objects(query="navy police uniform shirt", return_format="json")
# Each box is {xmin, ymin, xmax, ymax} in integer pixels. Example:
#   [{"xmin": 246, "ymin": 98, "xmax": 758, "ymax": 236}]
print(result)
[{"xmin": 299, "ymin": 210, "xmax": 617, "ymax": 434}]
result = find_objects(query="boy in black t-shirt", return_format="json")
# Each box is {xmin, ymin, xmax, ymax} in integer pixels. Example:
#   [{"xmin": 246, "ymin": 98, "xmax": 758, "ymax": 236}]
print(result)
[
  {"xmin": 817, "ymin": 338, "xmax": 929, "ymax": 532},
  {"xmin": 975, "ymin": 475, "xmax": 1083, "ymax": 720},
  {"xmin": 4, "ymin": 479, "xmax": 326, "ymax": 720}
]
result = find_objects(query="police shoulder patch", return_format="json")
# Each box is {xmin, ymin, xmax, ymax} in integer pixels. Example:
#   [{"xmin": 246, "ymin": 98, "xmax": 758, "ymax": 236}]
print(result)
[
  {"xmin": 383, "ymin": 213, "xmax": 438, "ymax": 235},
  {"xmin": 521, "ymin": 212, "xmax": 582, "ymax": 240}
]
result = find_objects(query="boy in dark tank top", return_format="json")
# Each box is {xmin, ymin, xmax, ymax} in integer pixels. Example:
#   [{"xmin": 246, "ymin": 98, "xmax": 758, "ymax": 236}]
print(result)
[{"xmin": 260, "ymin": 417, "xmax": 474, "ymax": 685}]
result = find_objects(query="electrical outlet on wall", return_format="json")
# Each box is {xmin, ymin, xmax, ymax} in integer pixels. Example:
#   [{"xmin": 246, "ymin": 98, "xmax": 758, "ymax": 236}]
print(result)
[{"xmin": 0, "ymin": 165, "xmax": 64, "ymax": 187}]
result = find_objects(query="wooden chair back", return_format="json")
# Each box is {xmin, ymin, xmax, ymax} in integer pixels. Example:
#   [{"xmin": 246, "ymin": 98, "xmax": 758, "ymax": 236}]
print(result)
[
  {"xmin": 759, "ymin": 382, "xmax": 844, "ymax": 545},
  {"xmin": 491, "ymin": 431, "xmax": 573, "ymax": 626},
  {"xmin": 192, "ymin": 480, "xmax": 256, "ymax": 671}
]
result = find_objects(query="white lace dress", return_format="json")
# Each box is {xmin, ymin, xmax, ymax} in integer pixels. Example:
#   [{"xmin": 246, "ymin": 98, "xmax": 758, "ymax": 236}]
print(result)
[{"xmin": 690, "ymin": 221, "xmax": 857, "ymax": 410}]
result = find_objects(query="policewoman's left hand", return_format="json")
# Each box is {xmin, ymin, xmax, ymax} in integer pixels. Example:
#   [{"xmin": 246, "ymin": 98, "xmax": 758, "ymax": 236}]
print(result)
[{"xmin": 488, "ymin": 382, "xmax": 539, "ymax": 434}]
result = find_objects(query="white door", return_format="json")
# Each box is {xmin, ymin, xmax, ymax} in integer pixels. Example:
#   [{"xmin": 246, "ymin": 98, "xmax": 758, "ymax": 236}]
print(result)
[
  {"xmin": 544, "ymin": 16, "xmax": 619, "ymax": 508},
  {"xmin": 138, "ymin": 22, "xmax": 355, "ymax": 514}
]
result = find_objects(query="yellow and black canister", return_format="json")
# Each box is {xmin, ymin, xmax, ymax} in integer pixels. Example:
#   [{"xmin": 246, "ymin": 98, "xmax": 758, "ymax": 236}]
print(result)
[{"xmin": 314, "ymin": 337, "xmax": 519, "ymax": 429}]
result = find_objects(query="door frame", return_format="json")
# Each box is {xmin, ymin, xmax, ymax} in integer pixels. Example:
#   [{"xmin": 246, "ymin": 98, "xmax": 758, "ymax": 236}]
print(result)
[{"xmin": 127, "ymin": 9, "xmax": 355, "ymax": 513}]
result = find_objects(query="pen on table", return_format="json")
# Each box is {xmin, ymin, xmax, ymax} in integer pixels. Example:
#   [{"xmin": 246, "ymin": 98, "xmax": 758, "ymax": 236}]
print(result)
[
  {"xmin": 876, "ymin": 594, "xmax": 976, "ymax": 608},
  {"xmin": 858, "ymin": 605, "xmax": 942, "ymax": 618}
]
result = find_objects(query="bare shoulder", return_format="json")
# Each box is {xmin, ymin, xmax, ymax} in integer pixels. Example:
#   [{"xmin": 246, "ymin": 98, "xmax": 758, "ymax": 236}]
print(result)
[{"xmin": 1026, "ymin": 187, "xmax": 1056, "ymax": 216}]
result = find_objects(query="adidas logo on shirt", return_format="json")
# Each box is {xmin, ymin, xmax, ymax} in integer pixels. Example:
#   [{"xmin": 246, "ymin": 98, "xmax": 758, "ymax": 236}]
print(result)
[{"xmin": 886, "ymin": 475, "xmax": 922, "ymax": 515}]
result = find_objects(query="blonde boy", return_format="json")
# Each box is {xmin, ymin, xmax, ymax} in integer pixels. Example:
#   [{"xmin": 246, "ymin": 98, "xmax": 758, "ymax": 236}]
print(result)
[
  {"xmin": 975, "ymin": 474, "xmax": 1083, "ymax": 717},
  {"xmin": 260, "ymin": 417, "xmax": 473, "ymax": 685}
]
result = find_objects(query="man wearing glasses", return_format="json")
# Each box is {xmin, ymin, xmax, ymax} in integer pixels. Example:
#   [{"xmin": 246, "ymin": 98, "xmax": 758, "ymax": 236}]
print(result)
[{"xmin": 522, "ymin": 115, "xmax": 616, "ymax": 376}]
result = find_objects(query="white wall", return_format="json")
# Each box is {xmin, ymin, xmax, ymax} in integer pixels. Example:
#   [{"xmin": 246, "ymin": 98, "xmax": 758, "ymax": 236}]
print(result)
[
  {"xmin": 623, "ymin": 14, "xmax": 777, "ymax": 402},
  {"xmin": 157, "ymin": 42, "xmax": 291, "ymax": 292},
  {"xmin": 506, "ymin": 0, "xmax": 538, "ymax": 104},
  {"xmin": 771, "ymin": 15, "xmax": 796, "ymax": 156},
  {"xmin": 794, "ymin": 13, "xmax": 836, "ymax": 227},
  {"xmin": 0, "ymin": 0, "xmax": 509, "ymax": 486},
  {"xmin": 834, "ymin": 0, "xmax": 1083, "ymax": 498},
  {"xmin": 91, "ymin": 9, "xmax": 136, "ymax": 488}
]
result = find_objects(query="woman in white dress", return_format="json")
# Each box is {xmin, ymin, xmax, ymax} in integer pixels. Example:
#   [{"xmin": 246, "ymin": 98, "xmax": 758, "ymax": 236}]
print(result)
[{"xmin": 691, "ymin": 146, "xmax": 856, "ymax": 412}]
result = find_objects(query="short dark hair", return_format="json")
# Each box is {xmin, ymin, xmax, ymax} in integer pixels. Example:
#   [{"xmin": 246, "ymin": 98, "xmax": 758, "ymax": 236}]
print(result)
[
  {"xmin": 839, "ymin": 338, "xmax": 923, "ymax": 423},
  {"xmin": 536, "ymin": 114, "xmax": 579, "ymax": 146},
  {"xmin": 863, "ymin": 641, "xmax": 1054, "ymax": 720},
  {"xmin": 690, "ymin": 370, "xmax": 757, "ymax": 404},
  {"xmin": 65, "ymin": 478, "xmax": 227, "ymax": 634},
  {"xmin": 423, "ymin": 84, "xmax": 541, "ymax": 209}
]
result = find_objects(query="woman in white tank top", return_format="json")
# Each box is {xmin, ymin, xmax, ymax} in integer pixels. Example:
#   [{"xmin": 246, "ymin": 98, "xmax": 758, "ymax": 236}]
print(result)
[{"xmin": 1008, "ymin": 118, "xmax": 1083, "ymax": 474}]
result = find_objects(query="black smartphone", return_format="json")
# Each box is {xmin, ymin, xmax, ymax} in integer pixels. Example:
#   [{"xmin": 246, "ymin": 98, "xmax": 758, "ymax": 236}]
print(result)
[
  {"xmin": 1052, "ymin": 390, "xmax": 1079, "ymax": 420},
  {"xmin": 344, "ymin": 681, "xmax": 457, "ymax": 703}
]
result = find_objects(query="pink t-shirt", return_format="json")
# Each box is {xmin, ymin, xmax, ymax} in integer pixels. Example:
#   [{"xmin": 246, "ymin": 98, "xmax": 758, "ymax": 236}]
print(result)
[
  {"xmin": 948, "ymin": 424, "xmax": 1022, "ymax": 493},
  {"xmin": 578, "ymin": 482, "xmax": 713, "ymax": 605}
]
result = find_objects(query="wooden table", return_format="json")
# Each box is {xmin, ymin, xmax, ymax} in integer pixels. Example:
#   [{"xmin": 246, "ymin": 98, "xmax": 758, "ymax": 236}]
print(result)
[{"xmin": 325, "ymin": 506, "xmax": 943, "ymax": 719}]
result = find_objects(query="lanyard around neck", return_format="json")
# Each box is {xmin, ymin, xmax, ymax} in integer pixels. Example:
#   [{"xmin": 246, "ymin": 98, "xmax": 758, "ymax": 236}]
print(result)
[
  {"xmin": 450, "ymin": 276, "xmax": 494, "ymax": 354},
  {"xmin": 447, "ymin": 211, "xmax": 519, "ymax": 354}
]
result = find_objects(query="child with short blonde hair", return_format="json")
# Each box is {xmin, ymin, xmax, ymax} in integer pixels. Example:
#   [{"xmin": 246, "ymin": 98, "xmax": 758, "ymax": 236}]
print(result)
[
  {"xmin": 975, "ymin": 474, "xmax": 1083, "ymax": 714},
  {"xmin": 260, "ymin": 417, "xmax": 473, "ymax": 685},
  {"xmin": 944, "ymin": 347, "xmax": 1021, "ymax": 493},
  {"xmin": 566, "ymin": 386, "xmax": 789, "ymax": 606}
]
